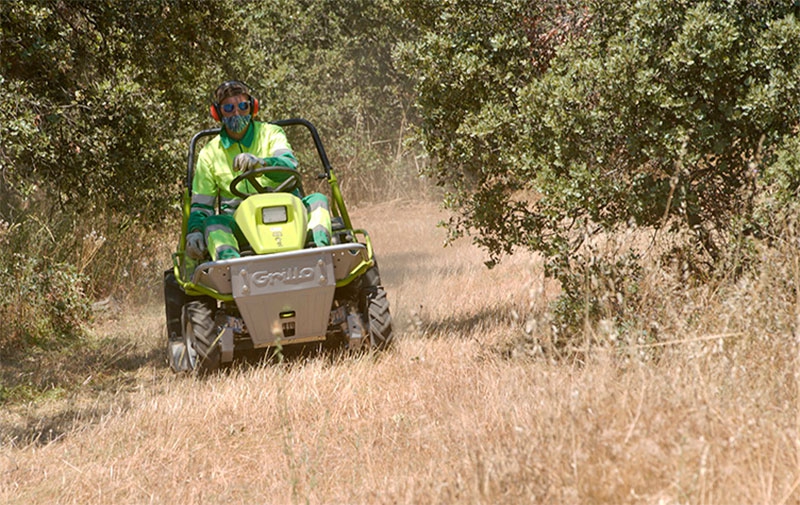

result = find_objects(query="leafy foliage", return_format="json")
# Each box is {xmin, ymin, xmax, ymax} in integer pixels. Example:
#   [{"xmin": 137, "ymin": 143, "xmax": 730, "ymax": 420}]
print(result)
[
  {"xmin": 235, "ymin": 0, "xmax": 419, "ymax": 198},
  {"xmin": 0, "ymin": 216, "xmax": 90, "ymax": 351},
  {"xmin": 0, "ymin": 0, "xmax": 240, "ymax": 220},
  {"xmin": 0, "ymin": 1, "xmax": 248, "ymax": 349},
  {"xmin": 394, "ymin": 0, "xmax": 587, "ymax": 252},
  {"xmin": 399, "ymin": 0, "xmax": 800, "ymax": 336},
  {"xmin": 519, "ymin": 1, "xmax": 800, "ymax": 258},
  {"xmin": 0, "ymin": 0, "xmax": 419, "ymax": 349}
]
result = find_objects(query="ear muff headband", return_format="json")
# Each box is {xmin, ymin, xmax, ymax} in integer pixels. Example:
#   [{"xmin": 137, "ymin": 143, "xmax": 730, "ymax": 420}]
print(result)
[{"xmin": 210, "ymin": 80, "xmax": 258, "ymax": 121}]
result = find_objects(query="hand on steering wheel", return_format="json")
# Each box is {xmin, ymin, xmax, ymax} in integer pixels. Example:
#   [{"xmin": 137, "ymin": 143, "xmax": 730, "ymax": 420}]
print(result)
[{"xmin": 229, "ymin": 166, "xmax": 304, "ymax": 199}]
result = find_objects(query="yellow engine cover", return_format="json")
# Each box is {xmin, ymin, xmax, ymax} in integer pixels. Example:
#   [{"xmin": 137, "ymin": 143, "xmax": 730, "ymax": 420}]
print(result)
[{"xmin": 234, "ymin": 193, "xmax": 308, "ymax": 254}]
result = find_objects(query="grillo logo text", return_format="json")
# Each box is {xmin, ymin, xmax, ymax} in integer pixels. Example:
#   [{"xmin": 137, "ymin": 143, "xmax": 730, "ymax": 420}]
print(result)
[{"xmin": 252, "ymin": 266, "xmax": 315, "ymax": 287}]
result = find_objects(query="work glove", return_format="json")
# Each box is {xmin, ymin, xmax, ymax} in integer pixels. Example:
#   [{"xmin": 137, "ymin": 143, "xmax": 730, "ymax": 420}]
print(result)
[
  {"xmin": 233, "ymin": 153, "xmax": 266, "ymax": 172},
  {"xmin": 185, "ymin": 231, "xmax": 206, "ymax": 260},
  {"xmin": 311, "ymin": 229, "xmax": 331, "ymax": 248}
]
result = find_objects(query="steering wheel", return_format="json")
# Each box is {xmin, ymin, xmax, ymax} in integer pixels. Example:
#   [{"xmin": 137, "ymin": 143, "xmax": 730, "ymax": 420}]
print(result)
[{"xmin": 229, "ymin": 166, "xmax": 304, "ymax": 199}]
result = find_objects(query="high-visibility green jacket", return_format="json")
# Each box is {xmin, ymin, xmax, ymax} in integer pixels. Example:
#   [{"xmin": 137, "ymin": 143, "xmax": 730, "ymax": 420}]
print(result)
[{"xmin": 188, "ymin": 121, "xmax": 298, "ymax": 233}]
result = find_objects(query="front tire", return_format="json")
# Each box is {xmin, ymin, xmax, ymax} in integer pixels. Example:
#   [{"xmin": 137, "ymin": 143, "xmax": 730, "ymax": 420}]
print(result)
[
  {"xmin": 183, "ymin": 299, "xmax": 221, "ymax": 374},
  {"xmin": 365, "ymin": 287, "xmax": 393, "ymax": 350},
  {"xmin": 163, "ymin": 270, "xmax": 184, "ymax": 341}
]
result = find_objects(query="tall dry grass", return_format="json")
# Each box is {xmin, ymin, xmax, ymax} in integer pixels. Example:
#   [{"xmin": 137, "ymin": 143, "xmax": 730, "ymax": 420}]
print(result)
[{"xmin": 2, "ymin": 200, "xmax": 800, "ymax": 504}]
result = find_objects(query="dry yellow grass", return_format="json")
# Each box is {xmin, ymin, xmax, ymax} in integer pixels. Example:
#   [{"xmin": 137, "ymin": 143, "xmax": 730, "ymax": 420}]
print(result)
[{"xmin": 2, "ymin": 199, "xmax": 800, "ymax": 504}]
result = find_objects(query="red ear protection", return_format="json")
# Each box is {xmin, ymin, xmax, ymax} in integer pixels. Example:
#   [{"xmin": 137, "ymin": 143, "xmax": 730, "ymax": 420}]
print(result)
[
  {"xmin": 210, "ymin": 103, "xmax": 222, "ymax": 122},
  {"xmin": 210, "ymin": 97, "xmax": 259, "ymax": 122}
]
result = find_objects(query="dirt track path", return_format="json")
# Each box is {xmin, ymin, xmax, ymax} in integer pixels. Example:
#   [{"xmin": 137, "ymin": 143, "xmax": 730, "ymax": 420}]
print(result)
[{"xmin": 352, "ymin": 199, "xmax": 550, "ymax": 340}]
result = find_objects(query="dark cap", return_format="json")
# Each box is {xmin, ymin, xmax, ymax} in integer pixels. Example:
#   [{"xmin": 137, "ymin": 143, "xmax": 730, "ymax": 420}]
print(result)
[{"xmin": 214, "ymin": 80, "xmax": 251, "ymax": 104}]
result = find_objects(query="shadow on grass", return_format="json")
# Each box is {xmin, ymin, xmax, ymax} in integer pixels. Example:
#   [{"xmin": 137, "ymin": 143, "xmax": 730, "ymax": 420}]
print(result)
[
  {"xmin": 0, "ymin": 401, "xmax": 134, "ymax": 447},
  {"xmin": 0, "ymin": 337, "xmax": 164, "ymax": 447},
  {"xmin": 406, "ymin": 301, "xmax": 573, "ymax": 362},
  {"xmin": 221, "ymin": 337, "xmax": 389, "ymax": 375},
  {"xmin": 410, "ymin": 301, "xmax": 521, "ymax": 339},
  {"xmin": 378, "ymin": 249, "xmax": 475, "ymax": 288}
]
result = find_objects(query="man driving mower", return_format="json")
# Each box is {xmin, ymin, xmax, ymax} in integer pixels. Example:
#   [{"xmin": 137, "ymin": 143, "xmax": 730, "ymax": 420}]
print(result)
[{"xmin": 185, "ymin": 80, "xmax": 332, "ymax": 262}]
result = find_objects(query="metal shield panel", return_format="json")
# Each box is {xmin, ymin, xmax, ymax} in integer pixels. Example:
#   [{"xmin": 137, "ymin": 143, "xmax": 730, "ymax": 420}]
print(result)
[{"xmin": 230, "ymin": 250, "xmax": 336, "ymax": 347}]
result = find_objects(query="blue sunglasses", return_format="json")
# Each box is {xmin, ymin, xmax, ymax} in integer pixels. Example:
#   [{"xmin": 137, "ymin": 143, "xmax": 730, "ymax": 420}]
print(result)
[{"xmin": 221, "ymin": 101, "xmax": 250, "ymax": 113}]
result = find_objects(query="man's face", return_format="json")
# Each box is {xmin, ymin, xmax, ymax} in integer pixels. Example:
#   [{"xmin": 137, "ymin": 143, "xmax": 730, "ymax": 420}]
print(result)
[{"xmin": 220, "ymin": 93, "xmax": 251, "ymax": 117}]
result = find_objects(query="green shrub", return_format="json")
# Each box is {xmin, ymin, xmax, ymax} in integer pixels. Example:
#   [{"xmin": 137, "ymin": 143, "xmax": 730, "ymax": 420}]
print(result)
[
  {"xmin": 397, "ymin": 0, "xmax": 800, "ymax": 346},
  {"xmin": 549, "ymin": 246, "xmax": 643, "ymax": 345},
  {"xmin": 0, "ymin": 251, "xmax": 90, "ymax": 351}
]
